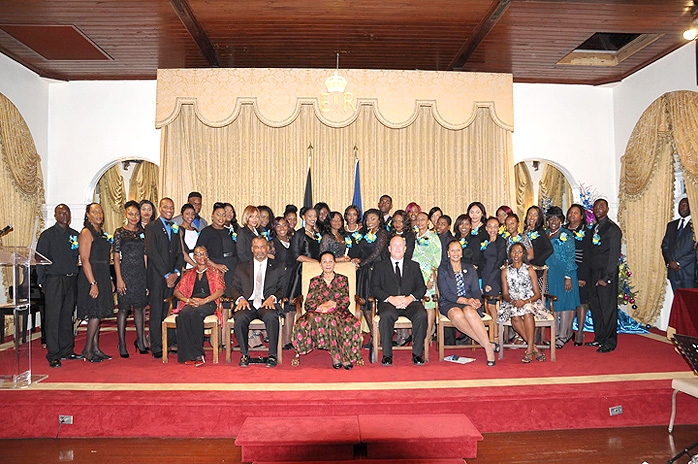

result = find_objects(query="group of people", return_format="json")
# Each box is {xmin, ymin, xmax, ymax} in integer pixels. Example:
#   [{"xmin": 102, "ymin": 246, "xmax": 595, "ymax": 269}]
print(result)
[{"xmin": 35, "ymin": 190, "xmax": 623, "ymax": 369}]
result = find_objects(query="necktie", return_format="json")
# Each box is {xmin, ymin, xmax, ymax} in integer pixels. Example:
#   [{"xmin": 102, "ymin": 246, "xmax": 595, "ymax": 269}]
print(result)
[
  {"xmin": 395, "ymin": 261, "xmax": 402, "ymax": 283},
  {"xmin": 678, "ymin": 218, "xmax": 685, "ymax": 233},
  {"xmin": 253, "ymin": 263, "xmax": 264, "ymax": 308}
]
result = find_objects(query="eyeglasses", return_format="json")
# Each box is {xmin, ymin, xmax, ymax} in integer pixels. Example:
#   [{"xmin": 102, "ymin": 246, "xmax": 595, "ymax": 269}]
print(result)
[{"xmin": 194, "ymin": 252, "xmax": 208, "ymax": 257}]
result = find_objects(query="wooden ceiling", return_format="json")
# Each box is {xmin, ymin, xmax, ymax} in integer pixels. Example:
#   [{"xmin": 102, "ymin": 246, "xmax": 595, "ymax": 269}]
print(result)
[{"xmin": 0, "ymin": 0, "xmax": 693, "ymax": 84}]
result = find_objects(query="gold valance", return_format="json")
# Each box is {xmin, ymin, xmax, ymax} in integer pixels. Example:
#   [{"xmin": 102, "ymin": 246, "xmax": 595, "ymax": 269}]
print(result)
[{"xmin": 155, "ymin": 68, "xmax": 514, "ymax": 131}]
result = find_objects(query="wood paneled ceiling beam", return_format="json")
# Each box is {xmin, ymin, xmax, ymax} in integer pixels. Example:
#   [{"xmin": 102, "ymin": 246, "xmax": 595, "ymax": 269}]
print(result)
[
  {"xmin": 169, "ymin": 0, "xmax": 221, "ymax": 67},
  {"xmin": 449, "ymin": 0, "xmax": 511, "ymax": 71}
]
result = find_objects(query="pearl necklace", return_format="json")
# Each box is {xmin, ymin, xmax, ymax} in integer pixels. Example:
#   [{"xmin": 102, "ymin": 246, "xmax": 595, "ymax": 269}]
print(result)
[
  {"xmin": 196, "ymin": 268, "xmax": 207, "ymax": 275},
  {"xmin": 345, "ymin": 224, "xmax": 359, "ymax": 233}
]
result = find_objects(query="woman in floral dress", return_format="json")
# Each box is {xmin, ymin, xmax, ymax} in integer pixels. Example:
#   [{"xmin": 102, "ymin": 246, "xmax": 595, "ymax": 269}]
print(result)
[
  {"xmin": 412, "ymin": 212, "xmax": 441, "ymax": 310},
  {"xmin": 292, "ymin": 251, "xmax": 363, "ymax": 369}
]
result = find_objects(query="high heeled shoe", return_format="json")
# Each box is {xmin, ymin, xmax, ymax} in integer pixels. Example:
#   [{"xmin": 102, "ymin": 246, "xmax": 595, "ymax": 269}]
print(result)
[
  {"xmin": 95, "ymin": 351, "xmax": 112, "ymax": 360},
  {"xmin": 118, "ymin": 344, "xmax": 129, "ymax": 359},
  {"xmin": 133, "ymin": 340, "xmax": 149, "ymax": 354},
  {"xmin": 81, "ymin": 352, "xmax": 103, "ymax": 363}
]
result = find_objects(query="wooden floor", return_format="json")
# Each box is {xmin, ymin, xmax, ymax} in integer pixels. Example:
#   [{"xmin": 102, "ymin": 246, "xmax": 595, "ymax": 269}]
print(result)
[{"xmin": 1, "ymin": 425, "xmax": 696, "ymax": 464}]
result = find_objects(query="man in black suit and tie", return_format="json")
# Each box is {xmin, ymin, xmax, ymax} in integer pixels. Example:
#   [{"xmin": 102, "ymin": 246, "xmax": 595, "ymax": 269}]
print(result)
[
  {"xmin": 662, "ymin": 197, "xmax": 697, "ymax": 292},
  {"xmin": 371, "ymin": 235, "xmax": 428, "ymax": 365},
  {"xmin": 145, "ymin": 197, "xmax": 184, "ymax": 358},
  {"xmin": 585, "ymin": 199, "xmax": 622, "ymax": 353},
  {"xmin": 231, "ymin": 236, "xmax": 286, "ymax": 368}
]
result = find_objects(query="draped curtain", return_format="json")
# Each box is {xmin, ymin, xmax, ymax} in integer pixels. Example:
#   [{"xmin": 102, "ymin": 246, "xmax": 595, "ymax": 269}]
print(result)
[
  {"xmin": 0, "ymin": 92, "xmax": 46, "ymax": 336},
  {"xmin": 618, "ymin": 90, "xmax": 698, "ymax": 325},
  {"xmin": 160, "ymin": 103, "xmax": 513, "ymax": 220},
  {"xmin": 538, "ymin": 164, "xmax": 572, "ymax": 211},
  {"xmin": 128, "ymin": 161, "xmax": 159, "ymax": 204},
  {"xmin": 96, "ymin": 164, "xmax": 126, "ymax": 235},
  {"xmin": 514, "ymin": 162, "xmax": 534, "ymax": 222}
]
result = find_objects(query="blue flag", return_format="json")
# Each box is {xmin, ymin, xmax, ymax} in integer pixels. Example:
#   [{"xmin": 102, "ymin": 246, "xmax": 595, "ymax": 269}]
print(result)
[{"xmin": 352, "ymin": 158, "xmax": 362, "ymax": 216}]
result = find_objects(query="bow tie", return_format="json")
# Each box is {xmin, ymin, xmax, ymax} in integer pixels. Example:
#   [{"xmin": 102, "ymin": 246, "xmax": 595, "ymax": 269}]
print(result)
[{"xmin": 165, "ymin": 221, "xmax": 173, "ymax": 226}]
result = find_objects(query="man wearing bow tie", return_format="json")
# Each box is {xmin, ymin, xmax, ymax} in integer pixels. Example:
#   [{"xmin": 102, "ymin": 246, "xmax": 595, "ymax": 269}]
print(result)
[
  {"xmin": 146, "ymin": 197, "xmax": 184, "ymax": 358},
  {"xmin": 662, "ymin": 197, "xmax": 697, "ymax": 292},
  {"xmin": 173, "ymin": 191, "xmax": 208, "ymax": 232}
]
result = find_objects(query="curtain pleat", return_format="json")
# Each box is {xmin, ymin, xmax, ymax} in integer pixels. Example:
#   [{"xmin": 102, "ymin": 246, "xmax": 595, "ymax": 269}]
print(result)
[
  {"xmin": 160, "ymin": 104, "xmax": 513, "ymax": 221},
  {"xmin": 0, "ymin": 92, "xmax": 46, "ymax": 337},
  {"xmin": 514, "ymin": 162, "xmax": 534, "ymax": 221},
  {"xmin": 96, "ymin": 164, "xmax": 126, "ymax": 235},
  {"xmin": 128, "ymin": 161, "xmax": 159, "ymax": 204}
]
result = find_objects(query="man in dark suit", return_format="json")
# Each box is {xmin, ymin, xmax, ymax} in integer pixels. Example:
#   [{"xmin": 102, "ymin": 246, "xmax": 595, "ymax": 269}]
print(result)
[
  {"xmin": 662, "ymin": 197, "xmax": 697, "ymax": 292},
  {"xmin": 145, "ymin": 197, "xmax": 183, "ymax": 358},
  {"xmin": 371, "ymin": 235, "xmax": 428, "ymax": 365},
  {"xmin": 379, "ymin": 195, "xmax": 393, "ymax": 229},
  {"xmin": 231, "ymin": 236, "xmax": 286, "ymax": 367},
  {"xmin": 36, "ymin": 204, "xmax": 83, "ymax": 367},
  {"xmin": 585, "ymin": 199, "xmax": 622, "ymax": 353}
]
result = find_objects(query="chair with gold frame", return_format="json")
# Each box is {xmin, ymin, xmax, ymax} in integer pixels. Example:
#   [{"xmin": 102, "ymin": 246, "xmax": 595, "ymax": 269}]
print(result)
[{"xmin": 161, "ymin": 296, "xmax": 220, "ymax": 364}]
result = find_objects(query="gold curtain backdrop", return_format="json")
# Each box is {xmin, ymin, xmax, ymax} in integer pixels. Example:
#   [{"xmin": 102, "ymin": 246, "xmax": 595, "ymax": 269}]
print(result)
[
  {"xmin": 96, "ymin": 164, "xmax": 126, "ymax": 236},
  {"xmin": 128, "ymin": 161, "xmax": 159, "ymax": 204},
  {"xmin": 618, "ymin": 90, "xmax": 698, "ymax": 326},
  {"xmin": 538, "ymin": 164, "xmax": 572, "ymax": 211},
  {"xmin": 514, "ymin": 162, "xmax": 534, "ymax": 222},
  {"xmin": 160, "ymin": 103, "xmax": 513, "ymax": 221},
  {"xmin": 0, "ymin": 92, "xmax": 46, "ymax": 336}
]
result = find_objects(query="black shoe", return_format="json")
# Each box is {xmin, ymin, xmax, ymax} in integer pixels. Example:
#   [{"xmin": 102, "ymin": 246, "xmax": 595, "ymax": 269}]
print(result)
[
  {"xmin": 597, "ymin": 346, "xmax": 614, "ymax": 353},
  {"xmin": 134, "ymin": 340, "xmax": 149, "ymax": 354},
  {"xmin": 83, "ymin": 355, "xmax": 103, "ymax": 363},
  {"xmin": 95, "ymin": 351, "xmax": 112, "ymax": 360},
  {"xmin": 282, "ymin": 343, "xmax": 294, "ymax": 351},
  {"xmin": 343, "ymin": 363, "xmax": 353, "ymax": 370},
  {"xmin": 412, "ymin": 354, "xmax": 425, "ymax": 365},
  {"xmin": 239, "ymin": 355, "xmax": 250, "ymax": 367},
  {"xmin": 61, "ymin": 353, "xmax": 84, "ymax": 361},
  {"xmin": 574, "ymin": 341, "xmax": 583, "ymax": 346},
  {"xmin": 152, "ymin": 351, "xmax": 163, "ymax": 359},
  {"xmin": 49, "ymin": 359, "xmax": 62, "ymax": 368},
  {"xmin": 381, "ymin": 356, "xmax": 392, "ymax": 366},
  {"xmin": 118, "ymin": 345, "xmax": 129, "ymax": 359},
  {"xmin": 266, "ymin": 355, "xmax": 278, "ymax": 368},
  {"xmin": 333, "ymin": 362, "xmax": 342, "ymax": 369},
  {"xmin": 584, "ymin": 341, "xmax": 600, "ymax": 347}
]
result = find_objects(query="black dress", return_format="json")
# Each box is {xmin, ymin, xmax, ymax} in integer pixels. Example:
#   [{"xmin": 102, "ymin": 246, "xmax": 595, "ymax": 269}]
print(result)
[
  {"xmin": 355, "ymin": 228, "xmax": 389, "ymax": 313},
  {"xmin": 463, "ymin": 224, "xmax": 488, "ymax": 274},
  {"xmin": 196, "ymin": 225, "xmax": 238, "ymax": 297},
  {"xmin": 176, "ymin": 271, "xmax": 216, "ymax": 363},
  {"xmin": 289, "ymin": 229, "xmax": 322, "ymax": 300},
  {"xmin": 113, "ymin": 227, "xmax": 147, "ymax": 310},
  {"xmin": 527, "ymin": 227, "xmax": 554, "ymax": 292},
  {"xmin": 77, "ymin": 231, "xmax": 113, "ymax": 320},
  {"xmin": 569, "ymin": 223, "xmax": 592, "ymax": 304},
  {"xmin": 271, "ymin": 236, "xmax": 294, "ymax": 307},
  {"xmin": 236, "ymin": 226, "xmax": 261, "ymax": 264},
  {"xmin": 481, "ymin": 236, "xmax": 507, "ymax": 296}
]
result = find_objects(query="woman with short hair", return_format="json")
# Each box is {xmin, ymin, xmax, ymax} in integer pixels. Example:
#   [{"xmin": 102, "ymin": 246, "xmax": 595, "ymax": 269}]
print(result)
[{"xmin": 236, "ymin": 205, "xmax": 262, "ymax": 263}]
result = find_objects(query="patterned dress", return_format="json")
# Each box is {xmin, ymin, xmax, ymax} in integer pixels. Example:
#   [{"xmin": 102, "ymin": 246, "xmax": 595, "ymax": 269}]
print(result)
[
  {"xmin": 113, "ymin": 227, "xmax": 148, "ymax": 310},
  {"xmin": 413, "ymin": 230, "xmax": 442, "ymax": 309},
  {"xmin": 292, "ymin": 273, "xmax": 363, "ymax": 364},
  {"xmin": 498, "ymin": 263, "xmax": 549, "ymax": 323}
]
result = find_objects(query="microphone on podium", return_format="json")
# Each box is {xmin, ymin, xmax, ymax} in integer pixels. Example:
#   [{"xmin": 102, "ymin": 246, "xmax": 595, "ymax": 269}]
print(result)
[{"xmin": 0, "ymin": 224, "xmax": 13, "ymax": 238}]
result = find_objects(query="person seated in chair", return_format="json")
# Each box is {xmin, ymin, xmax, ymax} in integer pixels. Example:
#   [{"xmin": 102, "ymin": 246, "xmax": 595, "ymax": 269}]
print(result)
[
  {"xmin": 292, "ymin": 251, "xmax": 363, "ymax": 369},
  {"xmin": 231, "ymin": 236, "xmax": 286, "ymax": 368},
  {"xmin": 172, "ymin": 246, "xmax": 225, "ymax": 366},
  {"xmin": 437, "ymin": 239, "xmax": 498, "ymax": 366},
  {"xmin": 371, "ymin": 235, "xmax": 428, "ymax": 366}
]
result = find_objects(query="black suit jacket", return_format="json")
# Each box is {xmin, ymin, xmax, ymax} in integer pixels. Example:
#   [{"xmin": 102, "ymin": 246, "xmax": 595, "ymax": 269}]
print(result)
[
  {"xmin": 371, "ymin": 258, "xmax": 426, "ymax": 302},
  {"xmin": 589, "ymin": 217, "xmax": 622, "ymax": 283},
  {"xmin": 230, "ymin": 259, "xmax": 286, "ymax": 303},
  {"xmin": 145, "ymin": 219, "xmax": 184, "ymax": 281},
  {"xmin": 661, "ymin": 218, "xmax": 697, "ymax": 281},
  {"xmin": 437, "ymin": 261, "xmax": 482, "ymax": 308}
]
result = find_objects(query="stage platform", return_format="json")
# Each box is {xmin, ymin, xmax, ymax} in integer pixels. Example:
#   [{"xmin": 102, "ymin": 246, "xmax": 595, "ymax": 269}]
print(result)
[{"xmin": 0, "ymin": 326, "xmax": 696, "ymax": 439}]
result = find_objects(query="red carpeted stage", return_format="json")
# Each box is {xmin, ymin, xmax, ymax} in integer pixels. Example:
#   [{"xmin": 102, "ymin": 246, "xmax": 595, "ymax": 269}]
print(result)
[{"xmin": 0, "ymin": 327, "xmax": 696, "ymax": 439}]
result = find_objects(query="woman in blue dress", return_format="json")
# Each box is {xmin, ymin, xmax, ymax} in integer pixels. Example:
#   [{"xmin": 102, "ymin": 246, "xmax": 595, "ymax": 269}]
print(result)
[{"xmin": 544, "ymin": 206, "xmax": 580, "ymax": 349}]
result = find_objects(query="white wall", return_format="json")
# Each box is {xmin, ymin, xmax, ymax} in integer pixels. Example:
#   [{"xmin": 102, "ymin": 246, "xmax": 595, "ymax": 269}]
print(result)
[
  {"xmin": 0, "ymin": 53, "xmax": 50, "ymax": 191},
  {"xmin": 46, "ymin": 80, "xmax": 160, "ymax": 207},
  {"xmin": 512, "ymin": 82, "xmax": 617, "ymax": 209}
]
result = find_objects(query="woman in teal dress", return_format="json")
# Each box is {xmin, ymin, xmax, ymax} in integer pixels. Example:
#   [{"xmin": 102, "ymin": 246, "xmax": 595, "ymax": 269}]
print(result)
[
  {"xmin": 412, "ymin": 212, "xmax": 442, "ymax": 310},
  {"xmin": 545, "ymin": 206, "xmax": 580, "ymax": 349}
]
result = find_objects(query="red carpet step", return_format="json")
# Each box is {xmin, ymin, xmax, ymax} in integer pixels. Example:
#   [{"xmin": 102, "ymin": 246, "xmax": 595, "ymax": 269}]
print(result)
[
  {"xmin": 235, "ymin": 414, "xmax": 482, "ymax": 462},
  {"xmin": 256, "ymin": 460, "xmax": 465, "ymax": 464}
]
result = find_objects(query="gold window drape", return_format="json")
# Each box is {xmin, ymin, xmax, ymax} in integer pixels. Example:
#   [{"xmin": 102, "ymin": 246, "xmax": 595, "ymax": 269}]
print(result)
[
  {"xmin": 128, "ymin": 161, "xmax": 159, "ymax": 204},
  {"xmin": 619, "ymin": 90, "xmax": 698, "ymax": 325},
  {"xmin": 160, "ymin": 103, "xmax": 513, "ymax": 220},
  {"xmin": 514, "ymin": 162, "xmax": 534, "ymax": 222},
  {"xmin": 96, "ymin": 164, "xmax": 126, "ymax": 235},
  {"xmin": 0, "ymin": 92, "xmax": 46, "ymax": 337},
  {"xmin": 538, "ymin": 164, "xmax": 572, "ymax": 212}
]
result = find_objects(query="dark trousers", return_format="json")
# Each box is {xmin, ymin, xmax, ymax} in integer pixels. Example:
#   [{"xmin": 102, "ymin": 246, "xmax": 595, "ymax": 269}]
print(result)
[
  {"xmin": 43, "ymin": 275, "xmax": 77, "ymax": 362},
  {"xmin": 176, "ymin": 303, "xmax": 216, "ymax": 362},
  {"xmin": 668, "ymin": 270, "xmax": 697, "ymax": 292},
  {"xmin": 148, "ymin": 277, "xmax": 174, "ymax": 354},
  {"xmin": 233, "ymin": 306, "xmax": 279, "ymax": 357},
  {"xmin": 378, "ymin": 300, "xmax": 427, "ymax": 357},
  {"xmin": 588, "ymin": 270, "xmax": 618, "ymax": 350}
]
